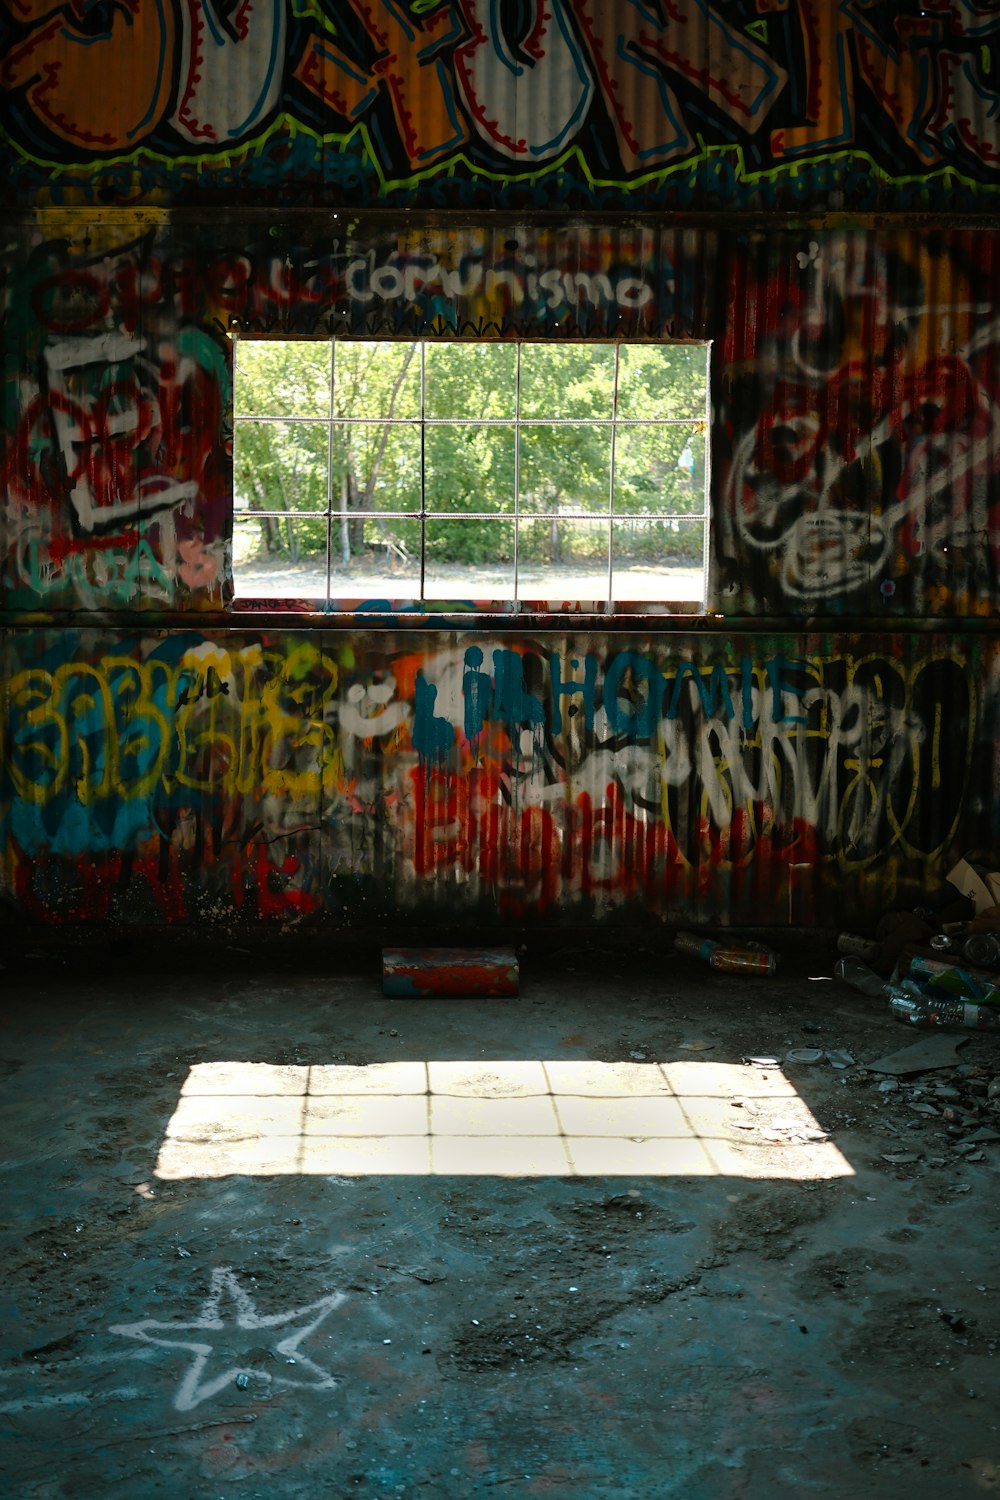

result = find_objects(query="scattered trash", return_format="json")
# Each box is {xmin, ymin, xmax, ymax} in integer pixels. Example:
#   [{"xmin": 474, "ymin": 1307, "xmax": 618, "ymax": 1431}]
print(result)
[
  {"xmin": 742, "ymin": 1054, "xmax": 781, "ymax": 1067},
  {"xmin": 757, "ymin": 1109, "xmax": 829, "ymax": 1144},
  {"xmin": 782, "ymin": 1046, "xmax": 857, "ymax": 1068},
  {"xmin": 964, "ymin": 933, "xmax": 1000, "ymax": 970},
  {"xmin": 674, "ymin": 931, "xmax": 778, "ymax": 976},
  {"xmin": 851, "ymin": 910, "xmax": 935, "ymax": 977},
  {"xmin": 866, "ymin": 1035, "xmax": 969, "ymax": 1075},
  {"xmin": 177, "ymin": 1246, "xmax": 191, "ymax": 1258},
  {"xmin": 679, "ymin": 1040, "xmax": 714, "ymax": 1052},
  {"xmin": 834, "ymin": 957, "xmax": 887, "ymax": 998},
  {"xmin": 905, "ymin": 956, "xmax": 1000, "ymax": 1005},
  {"xmin": 946, "ymin": 857, "xmax": 1000, "ymax": 914},
  {"xmin": 837, "ymin": 932, "xmax": 880, "ymax": 961},
  {"xmin": 235, "ymin": 1373, "xmax": 249, "ymax": 1390},
  {"xmin": 835, "ymin": 924, "xmax": 1000, "ymax": 1032},
  {"xmin": 888, "ymin": 994, "xmax": 1000, "ymax": 1031},
  {"xmin": 860, "ymin": 1056, "xmax": 1000, "ymax": 1163}
]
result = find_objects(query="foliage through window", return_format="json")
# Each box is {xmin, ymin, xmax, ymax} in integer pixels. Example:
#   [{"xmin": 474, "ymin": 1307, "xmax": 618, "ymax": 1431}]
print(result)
[{"xmin": 233, "ymin": 341, "xmax": 710, "ymax": 610}]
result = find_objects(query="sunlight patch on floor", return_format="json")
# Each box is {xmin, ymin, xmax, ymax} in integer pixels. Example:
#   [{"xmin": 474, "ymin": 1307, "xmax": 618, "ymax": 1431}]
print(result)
[{"xmin": 153, "ymin": 1060, "xmax": 854, "ymax": 1180}]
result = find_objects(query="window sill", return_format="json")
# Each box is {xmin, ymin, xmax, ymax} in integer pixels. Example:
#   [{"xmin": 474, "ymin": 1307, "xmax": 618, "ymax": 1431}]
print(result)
[
  {"xmin": 230, "ymin": 594, "xmax": 707, "ymax": 612},
  {"xmin": 229, "ymin": 595, "xmax": 710, "ymax": 623}
]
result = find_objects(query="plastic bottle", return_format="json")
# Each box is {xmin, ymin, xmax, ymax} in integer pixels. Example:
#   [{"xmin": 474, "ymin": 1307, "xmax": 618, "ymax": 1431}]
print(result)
[
  {"xmin": 834, "ymin": 956, "xmax": 887, "ymax": 998},
  {"xmin": 836, "ymin": 932, "xmax": 879, "ymax": 961},
  {"xmin": 674, "ymin": 931, "xmax": 778, "ymax": 976},
  {"xmin": 964, "ymin": 933, "xmax": 1000, "ymax": 970},
  {"xmin": 887, "ymin": 991, "xmax": 1000, "ymax": 1030},
  {"xmin": 674, "ymin": 931, "xmax": 713, "ymax": 960}
]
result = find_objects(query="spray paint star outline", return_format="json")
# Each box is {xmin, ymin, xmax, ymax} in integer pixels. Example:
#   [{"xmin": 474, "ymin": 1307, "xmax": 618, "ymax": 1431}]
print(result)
[{"xmin": 110, "ymin": 1267, "xmax": 347, "ymax": 1412}]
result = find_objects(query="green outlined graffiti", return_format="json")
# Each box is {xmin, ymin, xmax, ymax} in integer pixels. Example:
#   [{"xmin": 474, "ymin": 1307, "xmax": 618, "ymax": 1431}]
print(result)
[{"xmin": 5, "ymin": 1, "xmax": 1000, "ymax": 210}]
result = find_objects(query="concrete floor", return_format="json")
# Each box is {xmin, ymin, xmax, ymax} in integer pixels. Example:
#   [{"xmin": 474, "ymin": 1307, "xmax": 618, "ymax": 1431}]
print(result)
[{"xmin": 2, "ymin": 939, "xmax": 1000, "ymax": 1499}]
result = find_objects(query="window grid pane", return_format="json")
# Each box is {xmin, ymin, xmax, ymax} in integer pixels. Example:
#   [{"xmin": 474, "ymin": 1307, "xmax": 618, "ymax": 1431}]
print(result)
[{"xmin": 233, "ymin": 339, "xmax": 709, "ymax": 608}]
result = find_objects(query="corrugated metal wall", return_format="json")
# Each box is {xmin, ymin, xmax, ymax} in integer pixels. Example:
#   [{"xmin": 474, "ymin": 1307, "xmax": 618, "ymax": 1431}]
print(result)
[
  {"xmin": 1, "ymin": 625, "xmax": 987, "ymax": 932},
  {"xmin": 6, "ymin": 214, "xmax": 998, "ymax": 623},
  {"xmin": 4, "ymin": 3, "xmax": 999, "ymax": 214},
  {"xmin": 715, "ymin": 229, "xmax": 1000, "ymax": 619},
  {"xmin": 2, "ymin": 7, "xmax": 1000, "ymax": 935}
]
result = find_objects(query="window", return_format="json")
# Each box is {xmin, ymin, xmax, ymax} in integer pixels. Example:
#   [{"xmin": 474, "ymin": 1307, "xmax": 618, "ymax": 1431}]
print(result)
[{"xmin": 233, "ymin": 340, "xmax": 710, "ymax": 611}]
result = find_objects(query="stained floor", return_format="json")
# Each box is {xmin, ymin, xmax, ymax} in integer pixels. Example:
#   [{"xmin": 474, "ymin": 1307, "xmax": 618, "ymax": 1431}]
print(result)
[{"xmin": 2, "ymin": 938, "xmax": 999, "ymax": 1498}]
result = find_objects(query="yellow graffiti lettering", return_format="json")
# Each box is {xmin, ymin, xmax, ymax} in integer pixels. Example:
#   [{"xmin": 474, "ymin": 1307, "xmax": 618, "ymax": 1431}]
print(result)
[{"xmin": 7, "ymin": 669, "xmax": 69, "ymax": 805}]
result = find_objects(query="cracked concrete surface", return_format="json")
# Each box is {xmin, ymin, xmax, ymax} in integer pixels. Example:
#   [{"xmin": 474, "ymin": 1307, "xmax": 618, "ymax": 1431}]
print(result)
[{"xmin": 1, "ymin": 939, "xmax": 999, "ymax": 1498}]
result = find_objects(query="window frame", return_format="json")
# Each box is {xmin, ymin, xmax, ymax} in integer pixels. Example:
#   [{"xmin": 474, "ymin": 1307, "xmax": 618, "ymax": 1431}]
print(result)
[{"xmin": 230, "ymin": 337, "xmax": 712, "ymax": 618}]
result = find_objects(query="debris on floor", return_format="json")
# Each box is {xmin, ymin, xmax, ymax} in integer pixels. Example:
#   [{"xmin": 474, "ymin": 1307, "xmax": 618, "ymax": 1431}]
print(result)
[
  {"xmin": 675, "ymin": 930, "xmax": 779, "ymax": 975},
  {"xmin": 833, "ymin": 853, "xmax": 1000, "ymax": 986},
  {"xmin": 2, "ymin": 937, "xmax": 999, "ymax": 1498},
  {"xmin": 867, "ymin": 1035, "xmax": 971, "ymax": 1075},
  {"xmin": 382, "ymin": 946, "xmax": 520, "ymax": 997},
  {"xmin": 833, "ymin": 885, "xmax": 1000, "ymax": 1034}
]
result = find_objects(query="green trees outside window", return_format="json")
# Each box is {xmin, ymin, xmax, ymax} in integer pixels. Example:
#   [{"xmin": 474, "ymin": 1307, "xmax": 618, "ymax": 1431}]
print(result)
[{"xmin": 233, "ymin": 340, "xmax": 709, "ymax": 603}]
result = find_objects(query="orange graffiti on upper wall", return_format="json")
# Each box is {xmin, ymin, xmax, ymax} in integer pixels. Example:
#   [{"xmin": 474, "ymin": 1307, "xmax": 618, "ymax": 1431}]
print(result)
[
  {"xmin": 1, "ymin": 0, "xmax": 178, "ymax": 151},
  {"xmin": 5, "ymin": 4, "xmax": 1000, "ymax": 214}
]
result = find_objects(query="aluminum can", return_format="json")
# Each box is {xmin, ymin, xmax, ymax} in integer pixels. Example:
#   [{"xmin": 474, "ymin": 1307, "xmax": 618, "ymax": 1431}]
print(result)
[{"xmin": 708, "ymin": 947, "xmax": 778, "ymax": 976}]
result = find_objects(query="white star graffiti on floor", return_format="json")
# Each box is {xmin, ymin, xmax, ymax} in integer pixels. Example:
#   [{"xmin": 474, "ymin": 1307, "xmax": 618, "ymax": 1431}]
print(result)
[{"xmin": 110, "ymin": 1268, "xmax": 347, "ymax": 1411}]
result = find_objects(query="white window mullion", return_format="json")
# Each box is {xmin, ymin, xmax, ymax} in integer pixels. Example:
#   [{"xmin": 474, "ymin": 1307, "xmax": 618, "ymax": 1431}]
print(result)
[
  {"xmin": 514, "ymin": 345, "xmax": 521, "ymax": 605},
  {"xmin": 701, "ymin": 342, "xmax": 712, "ymax": 611},
  {"xmin": 608, "ymin": 343, "xmax": 619, "ymax": 609},
  {"xmin": 325, "ymin": 341, "xmax": 335, "ymax": 603},
  {"xmin": 419, "ymin": 342, "xmax": 426, "ymax": 601}
]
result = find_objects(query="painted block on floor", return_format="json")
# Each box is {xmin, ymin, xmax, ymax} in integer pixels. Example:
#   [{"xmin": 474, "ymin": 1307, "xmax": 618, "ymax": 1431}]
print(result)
[{"xmin": 382, "ymin": 947, "xmax": 519, "ymax": 998}]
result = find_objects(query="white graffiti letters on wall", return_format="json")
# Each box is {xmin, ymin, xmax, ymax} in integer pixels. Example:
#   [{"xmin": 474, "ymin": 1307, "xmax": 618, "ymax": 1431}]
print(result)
[{"xmin": 722, "ymin": 233, "xmax": 1000, "ymax": 609}]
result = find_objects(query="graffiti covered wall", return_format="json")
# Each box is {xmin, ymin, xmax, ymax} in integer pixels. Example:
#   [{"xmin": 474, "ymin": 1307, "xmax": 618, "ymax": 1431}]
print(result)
[
  {"xmin": 716, "ymin": 229, "xmax": 1000, "ymax": 618},
  {"xmin": 2, "ymin": 627, "xmax": 988, "ymax": 931},
  {"xmin": 2, "ymin": 214, "xmax": 715, "ymax": 615},
  {"xmin": 4, "ymin": 4, "xmax": 1000, "ymax": 934},
  {"xmin": 2, "ymin": 222, "xmax": 233, "ymax": 613},
  {"xmin": 4, "ymin": 2, "xmax": 1000, "ymax": 213},
  {"xmin": 5, "ymin": 214, "xmax": 1000, "ymax": 622}
]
